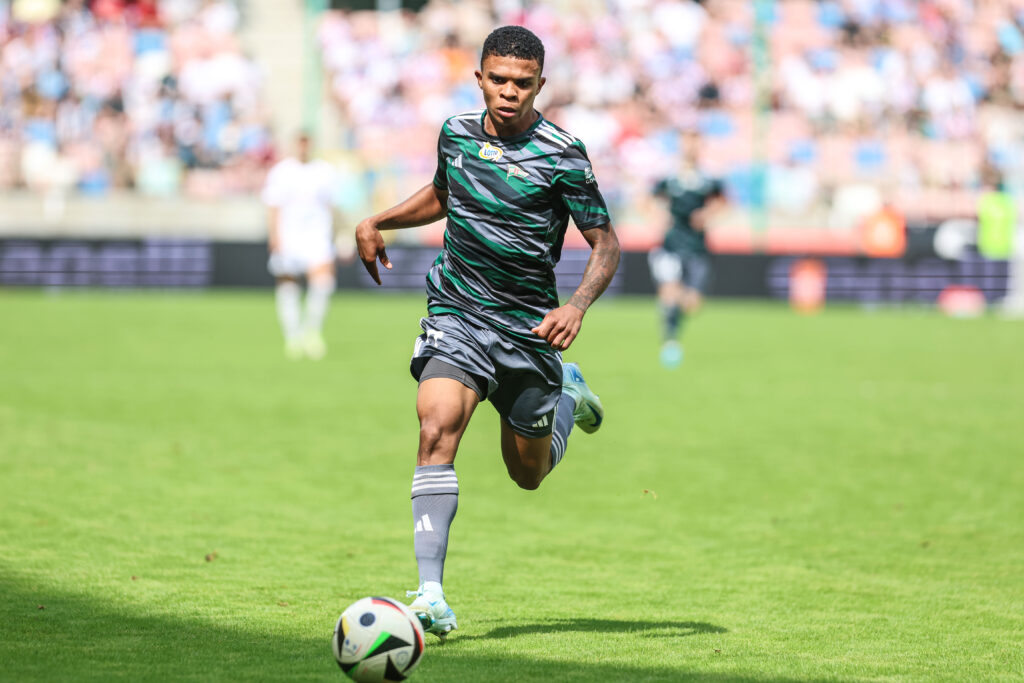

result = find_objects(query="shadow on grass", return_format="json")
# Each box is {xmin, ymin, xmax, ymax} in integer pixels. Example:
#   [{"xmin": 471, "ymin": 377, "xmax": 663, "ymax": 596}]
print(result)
[
  {"xmin": 458, "ymin": 618, "xmax": 728, "ymax": 641},
  {"xmin": 0, "ymin": 573, "xmax": 810, "ymax": 682}
]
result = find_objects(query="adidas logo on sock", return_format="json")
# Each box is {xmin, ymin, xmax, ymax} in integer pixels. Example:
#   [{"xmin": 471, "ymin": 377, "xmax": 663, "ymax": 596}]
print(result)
[{"xmin": 414, "ymin": 514, "xmax": 434, "ymax": 533}]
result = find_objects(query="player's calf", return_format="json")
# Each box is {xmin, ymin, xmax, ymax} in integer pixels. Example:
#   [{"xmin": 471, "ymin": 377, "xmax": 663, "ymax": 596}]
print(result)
[
  {"xmin": 500, "ymin": 427, "xmax": 552, "ymax": 490},
  {"xmin": 507, "ymin": 466, "xmax": 544, "ymax": 490}
]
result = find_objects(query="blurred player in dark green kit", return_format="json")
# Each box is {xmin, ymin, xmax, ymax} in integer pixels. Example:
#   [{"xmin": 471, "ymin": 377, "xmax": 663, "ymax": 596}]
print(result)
[
  {"xmin": 648, "ymin": 130, "xmax": 727, "ymax": 368},
  {"xmin": 354, "ymin": 26, "xmax": 620, "ymax": 640}
]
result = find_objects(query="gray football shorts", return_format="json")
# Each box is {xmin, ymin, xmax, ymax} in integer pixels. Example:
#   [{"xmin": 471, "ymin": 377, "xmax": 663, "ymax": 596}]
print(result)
[
  {"xmin": 648, "ymin": 248, "xmax": 711, "ymax": 294},
  {"xmin": 410, "ymin": 314, "xmax": 562, "ymax": 439}
]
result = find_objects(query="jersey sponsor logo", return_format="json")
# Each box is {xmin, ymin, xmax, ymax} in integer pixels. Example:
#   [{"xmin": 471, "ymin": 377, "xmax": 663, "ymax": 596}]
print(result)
[
  {"xmin": 448, "ymin": 154, "xmax": 463, "ymax": 168},
  {"xmin": 584, "ymin": 165, "xmax": 596, "ymax": 184},
  {"xmin": 506, "ymin": 164, "xmax": 529, "ymax": 181},
  {"xmin": 478, "ymin": 141, "xmax": 503, "ymax": 161}
]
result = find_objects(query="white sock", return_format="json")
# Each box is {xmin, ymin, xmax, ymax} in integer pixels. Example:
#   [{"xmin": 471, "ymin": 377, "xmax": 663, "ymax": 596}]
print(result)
[
  {"xmin": 304, "ymin": 278, "xmax": 335, "ymax": 336},
  {"xmin": 275, "ymin": 281, "xmax": 302, "ymax": 342}
]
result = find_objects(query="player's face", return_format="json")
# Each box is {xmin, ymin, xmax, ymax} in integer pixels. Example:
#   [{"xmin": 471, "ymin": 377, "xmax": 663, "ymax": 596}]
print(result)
[{"xmin": 476, "ymin": 54, "xmax": 545, "ymax": 137}]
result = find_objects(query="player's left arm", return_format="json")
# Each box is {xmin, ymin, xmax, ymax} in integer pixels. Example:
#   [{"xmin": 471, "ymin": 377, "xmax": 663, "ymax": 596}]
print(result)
[
  {"xmin": 531, "ymin": 222, "xmax": 620, "ymax": 350},
  {"xmin": 267, "ymin": 207, "xmax": 281, "ymax": 252}
]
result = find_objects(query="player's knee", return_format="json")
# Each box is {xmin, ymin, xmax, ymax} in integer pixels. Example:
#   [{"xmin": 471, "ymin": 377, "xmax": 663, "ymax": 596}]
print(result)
[
  {"xmin": 417, "ymin": 421, "xmax": 445, "ymax": 453},
  {"xmin": 417, "ymin": 417, "xmax": 459, "ymax": 459},
  {"xmin": 505, "ymin": 458, "xmax": 545, "ymax": 490},
  {"xmin": 509, "ymin": 469, "xmax": 542, "ymax": 490},
  {"xmin": 310, "ymin": 274, "xmax": 336, "ymax": 292}
]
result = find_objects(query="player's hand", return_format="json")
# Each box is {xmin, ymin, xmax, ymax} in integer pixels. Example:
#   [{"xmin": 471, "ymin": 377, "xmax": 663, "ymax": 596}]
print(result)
[
  {"xmin": 531, "ymin": 304, "xmax": 584, "ymax": 351},
  {"xmin": 355, "ymin": 219, "xmax": 392, "ymax": 285}
]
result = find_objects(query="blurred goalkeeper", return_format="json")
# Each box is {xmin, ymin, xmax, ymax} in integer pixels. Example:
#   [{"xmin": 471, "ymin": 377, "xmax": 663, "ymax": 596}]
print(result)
[
  {"xmin": 648, "ymin": 130, "xmax": 727, "ymax": 368},
  {"xmin": 354, "ymin": 26, "xmax": 620, "ymax": 641},
  {"xmin": 262, "ymin": 132, "xmax": 337, "ymax": 360}
]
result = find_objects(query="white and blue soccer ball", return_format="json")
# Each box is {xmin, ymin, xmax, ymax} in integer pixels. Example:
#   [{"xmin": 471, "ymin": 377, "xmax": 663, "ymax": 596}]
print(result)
[{"xmin": 333, "ymin": 596, "xmax": 425, "ymax": 682}]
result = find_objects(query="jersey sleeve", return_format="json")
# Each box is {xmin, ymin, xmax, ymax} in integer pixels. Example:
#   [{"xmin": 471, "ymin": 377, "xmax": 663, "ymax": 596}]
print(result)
[
  {"xmin": 432, "ymin": 123, "xmax": 449, "ymax": 192},
  {"xmin": 552, "ymin": 142, "xmax": 610, "ymax": 231}
]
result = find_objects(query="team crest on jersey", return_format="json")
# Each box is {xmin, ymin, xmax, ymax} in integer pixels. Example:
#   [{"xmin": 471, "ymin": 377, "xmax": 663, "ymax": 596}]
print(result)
[
  {"xmin": 506, "ymin": 164, "xmax": 529, "ymax": 181},
  {"xmin": 584, "ymin": 165, "xmax": 596, "ymax": 184},
  {"xmin": 478, "ymin": 142, "xmax": 503, "ymax": 161}
]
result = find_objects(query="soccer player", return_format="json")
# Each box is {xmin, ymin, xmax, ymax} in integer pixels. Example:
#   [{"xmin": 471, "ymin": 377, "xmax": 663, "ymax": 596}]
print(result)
[
  {"xmin": 648, "ymin": 130, "xmax": 727, "ymax": 368},
  {"xmin": 354, "ymin": 26, "xmax": 620, "ymax": 640},
  {"xmin": 262, "ymin": 132, "xmax": 337, "ymax": 360}
]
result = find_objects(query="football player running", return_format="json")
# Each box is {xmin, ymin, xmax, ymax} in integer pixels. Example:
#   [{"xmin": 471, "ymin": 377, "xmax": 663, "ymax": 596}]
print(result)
[
  {"xmin": 262, "ymin": 132, "xmax": 338, "ymax": 359},
  {"xmin": 354, "ymin": 26, "xmax": 620, "ymax": 640},
  {"xmin": 648, "ymin": 130, "xmax": 728, "ymax": 368}
]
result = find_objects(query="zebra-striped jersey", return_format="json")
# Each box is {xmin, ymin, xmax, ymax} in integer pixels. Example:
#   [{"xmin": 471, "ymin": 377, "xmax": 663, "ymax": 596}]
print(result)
[{"xmin": 427, "ymin": 109, "xmax": 610, "ymax": 350}]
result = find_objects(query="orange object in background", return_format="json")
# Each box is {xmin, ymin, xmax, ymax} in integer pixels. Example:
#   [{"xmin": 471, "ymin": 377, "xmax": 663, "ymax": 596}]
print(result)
[
  {"xmin": 860, "ymin": 205, "xmax": 907, "ymax": 257},
  {"xmin": 789, "ymin": 258, "xmax": 827, "ymax": 313}
]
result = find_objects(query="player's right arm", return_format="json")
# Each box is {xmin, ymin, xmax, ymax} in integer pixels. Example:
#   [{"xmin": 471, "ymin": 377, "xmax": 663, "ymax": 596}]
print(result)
[
  {"xmin": 357, "ymin": 122, "xmax": 454, "ymax": 285},
  {"xmin": 262, "ymin": 162, "xmax": 284, "ymax": 254},
  {"xmin": 355, "ymin": 183, "xmax": 449, "ymax": 285}
]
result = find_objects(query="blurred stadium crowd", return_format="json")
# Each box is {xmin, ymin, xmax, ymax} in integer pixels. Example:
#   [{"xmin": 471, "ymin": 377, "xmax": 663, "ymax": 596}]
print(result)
[
  {"xmin": 0, "ymin": 0, "xmax": 272, "ymax": 199},
  {"xmin": 3, "ymin": 0, "xmax": 1024, "ymax": 247},
  {"xmin": 320, "ymin": 0, "xmax": 1024, "ymax": 246}
]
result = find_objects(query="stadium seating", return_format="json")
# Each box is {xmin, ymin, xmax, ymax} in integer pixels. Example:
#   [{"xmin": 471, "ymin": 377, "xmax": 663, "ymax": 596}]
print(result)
[
  {"xmin": 3, "ymin": 0, "xmax": 1023, "ymax": 249},
  {"xmin": 314, "ymin": 0, "xmax": 1023, "ymax": 248},
  {"xmin": 0, "ymin": 0, "xmax": 272, "ymax": 202}
]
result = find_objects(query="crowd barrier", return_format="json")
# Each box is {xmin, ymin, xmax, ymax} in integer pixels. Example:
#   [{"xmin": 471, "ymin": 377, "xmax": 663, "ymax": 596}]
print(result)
[{"xmin": 0, "ymin": 232, "xmax": 1011, "ymax": 304}]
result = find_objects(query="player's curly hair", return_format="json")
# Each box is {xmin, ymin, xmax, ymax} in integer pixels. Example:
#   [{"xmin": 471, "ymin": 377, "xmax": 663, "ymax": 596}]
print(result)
[{"xmin": 481, "ymin": 25, "xmax": 545, "ymax": 72}]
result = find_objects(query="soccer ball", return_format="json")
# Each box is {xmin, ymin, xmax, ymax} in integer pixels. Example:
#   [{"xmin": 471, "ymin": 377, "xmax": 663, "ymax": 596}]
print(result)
[{"xmin": 332, "ymin": 596, "xmax": 425, "ymax": 682}]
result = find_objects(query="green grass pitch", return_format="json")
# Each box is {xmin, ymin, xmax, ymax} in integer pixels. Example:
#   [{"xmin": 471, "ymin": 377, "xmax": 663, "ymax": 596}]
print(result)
[{"xmin": 1, "ymin": 289, "xmax": 1022, "ymax": 681}]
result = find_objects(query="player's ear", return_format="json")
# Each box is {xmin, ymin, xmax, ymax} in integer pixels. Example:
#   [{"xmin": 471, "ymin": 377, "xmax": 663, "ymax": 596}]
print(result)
[
  {"xmin": 475, "ymin": 69, "xmax": 483, "ymax": 89},
  {"xmin": 537, "ymin": 75, "xmax": 546, "ymax": 93}
]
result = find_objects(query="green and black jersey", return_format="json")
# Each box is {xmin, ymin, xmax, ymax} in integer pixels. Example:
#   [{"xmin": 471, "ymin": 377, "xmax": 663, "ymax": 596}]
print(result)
[
  {"xmin": 655, "ymin": 172, "xmax": 719, "ymax": 256},
  {"xmin": 428, "ymin": 109, "xmax": 610, "ymax": 350}
]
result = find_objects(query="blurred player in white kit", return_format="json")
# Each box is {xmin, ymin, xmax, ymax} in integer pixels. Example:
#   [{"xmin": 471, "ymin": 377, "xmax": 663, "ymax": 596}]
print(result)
[{"xmin": 262, "ymin": 132, "xmax": 337, "ymax": 359}]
